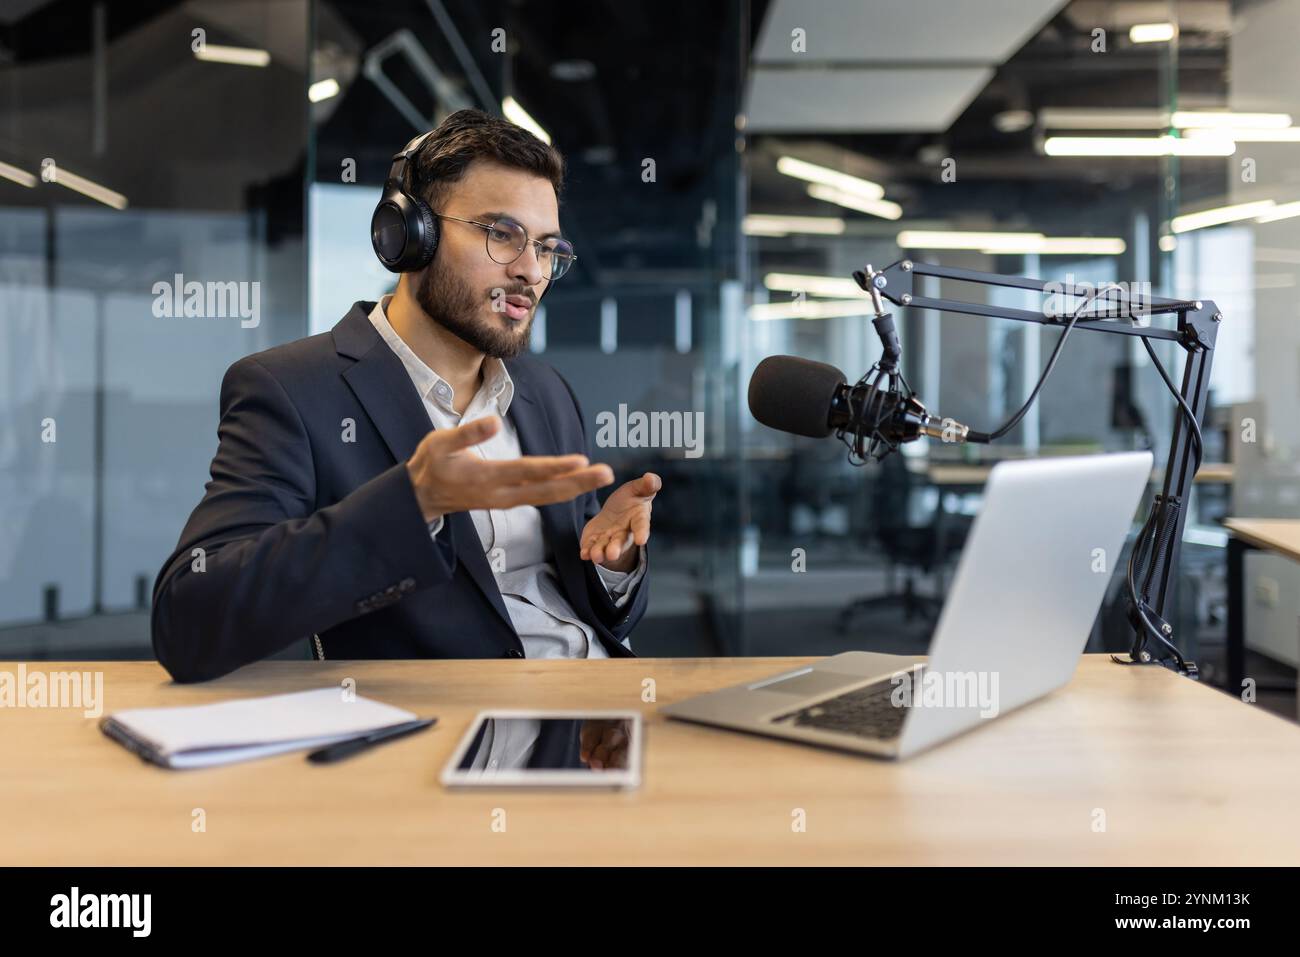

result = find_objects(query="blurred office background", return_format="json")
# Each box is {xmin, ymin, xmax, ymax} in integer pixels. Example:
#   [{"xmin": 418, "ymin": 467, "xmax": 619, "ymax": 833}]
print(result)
[{"xmin": 2, "ymin": 0, "xmax": 1297, "ymax": 718}]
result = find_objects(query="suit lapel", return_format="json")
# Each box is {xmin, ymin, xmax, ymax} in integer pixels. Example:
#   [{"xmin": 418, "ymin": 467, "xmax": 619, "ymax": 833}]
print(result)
[
  {"xmin": 334, "ymin": 304, "xmax": 515, "ymax": 635},
  {"xmin": 507, "ymin": 364, "xmax": 598, "ymax": 627},
  {"xmin": 507, "ymin": 365, "xmax": 567, "ymax": 539},
  {"xmin": 338, "ymin": 324, "xmax": 429, "ymax": 466}
]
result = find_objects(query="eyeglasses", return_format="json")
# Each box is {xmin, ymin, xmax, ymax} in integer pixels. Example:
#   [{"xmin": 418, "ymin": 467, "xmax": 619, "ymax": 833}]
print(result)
[{"xmin": 436, "ymin": 214, "xmax": 577, "ymax": 281}]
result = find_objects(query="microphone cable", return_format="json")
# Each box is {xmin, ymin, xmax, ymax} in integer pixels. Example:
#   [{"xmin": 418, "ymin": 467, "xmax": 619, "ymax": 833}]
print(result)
[
  {"xmin": 968, "ymin": 281, "xmax": 1126, "ymax": 444},
  {"xmin": 1115, "ymin": 309, "xmax": 1205, "ymax": 676},
  {"xmin": 839, "ymin": 282, "xmax": 1121, "ymax": 463}
]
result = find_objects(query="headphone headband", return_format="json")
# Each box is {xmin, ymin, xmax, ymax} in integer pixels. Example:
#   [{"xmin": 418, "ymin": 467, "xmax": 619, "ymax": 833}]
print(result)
[
  {"xmin": 386, "ymin": 131, "xmax": 432, "ymax": 191},
  {"xmin": 371, "ymin": 131, "xmax": 438, "ymax": 273}
]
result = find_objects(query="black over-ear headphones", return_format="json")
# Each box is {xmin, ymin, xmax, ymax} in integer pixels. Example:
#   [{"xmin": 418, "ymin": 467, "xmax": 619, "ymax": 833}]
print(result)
[{"xmin": 371, "ymin": 131, "xmax": 438, "ymax": 273}]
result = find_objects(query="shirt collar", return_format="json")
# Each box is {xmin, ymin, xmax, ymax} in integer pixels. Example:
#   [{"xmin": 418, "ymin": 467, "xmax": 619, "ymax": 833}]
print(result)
[{"xmin": 368, "ymin": 294, "xmax": 514, "ymax": 416}]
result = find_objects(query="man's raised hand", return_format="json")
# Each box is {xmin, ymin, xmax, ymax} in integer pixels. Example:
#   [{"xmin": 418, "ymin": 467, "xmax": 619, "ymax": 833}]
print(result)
[{"xmin": 406, "ymin": 415, "xmax": 613, "ymax": 523}]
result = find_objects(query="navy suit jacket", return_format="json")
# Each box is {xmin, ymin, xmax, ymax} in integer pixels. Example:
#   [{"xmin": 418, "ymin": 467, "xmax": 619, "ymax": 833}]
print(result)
[{"xmin": 151, "ymin": 302, "xmax": 647, "ymax": 683}]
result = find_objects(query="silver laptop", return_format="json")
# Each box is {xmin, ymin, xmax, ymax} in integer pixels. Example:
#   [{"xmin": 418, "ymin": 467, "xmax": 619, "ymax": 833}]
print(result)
[{"xmin": 662, "ymin": 451, "xmax": 1154, "ymax": 759}]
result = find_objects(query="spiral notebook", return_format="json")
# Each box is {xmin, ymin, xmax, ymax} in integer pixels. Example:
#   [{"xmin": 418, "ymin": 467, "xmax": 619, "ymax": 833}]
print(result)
[{"xmin": 99, "ymin": 687, "xmax": 419, "ymax": 769}]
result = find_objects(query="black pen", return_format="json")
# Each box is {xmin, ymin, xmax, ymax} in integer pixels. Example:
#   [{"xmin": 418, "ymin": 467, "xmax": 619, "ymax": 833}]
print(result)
[{"xmin": 307, "ymin": 717, "xmax": 437, "ymax": 764}]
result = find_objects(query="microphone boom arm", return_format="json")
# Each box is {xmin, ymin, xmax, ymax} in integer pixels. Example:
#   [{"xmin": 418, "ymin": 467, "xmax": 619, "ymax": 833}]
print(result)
[{"xmin": 862, "ymin": 259, "xmax": 1221, "ymax": 680}]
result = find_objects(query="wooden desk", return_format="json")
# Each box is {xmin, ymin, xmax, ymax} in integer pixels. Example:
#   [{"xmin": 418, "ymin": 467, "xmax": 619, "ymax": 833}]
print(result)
[
  {"xmin": 1194, "ymin": 462, "xmax": 1235, "ymax": 484},
  {"xmin": 1223, "ymin": 517, "xmax": 1300, "ymax": 693},
  {"xmin": 926, "ymin": 464, "xmax": 994, "ymax": 487},
  {"xmin": 4, "ymin": 655, "xmax": 1299, "ymax": 866},
  {"xmin": 1223, "ymin": 517, "xmax": 1300, "ymax": 559}
]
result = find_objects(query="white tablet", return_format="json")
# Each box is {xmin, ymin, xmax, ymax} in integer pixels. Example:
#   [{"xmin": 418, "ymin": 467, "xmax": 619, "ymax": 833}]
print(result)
[{"xmin": 439, "ymin": 710, "xmax": 643, "ymax": 789}]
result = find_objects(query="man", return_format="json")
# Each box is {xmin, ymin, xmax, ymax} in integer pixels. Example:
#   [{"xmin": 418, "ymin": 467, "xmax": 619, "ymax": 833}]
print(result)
[{"xmin": 152, "ymin": 109, "xmax": 659, "ymax": 683}]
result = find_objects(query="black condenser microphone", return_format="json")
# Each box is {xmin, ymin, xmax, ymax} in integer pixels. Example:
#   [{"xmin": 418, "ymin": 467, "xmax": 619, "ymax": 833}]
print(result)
[
  {"xmin": 747, "ymin": 355, "xmax": 847, "ymax": 438},
  {"xmin": 748, "ymin": 355, "xmax": 985, "ymax": 458}
]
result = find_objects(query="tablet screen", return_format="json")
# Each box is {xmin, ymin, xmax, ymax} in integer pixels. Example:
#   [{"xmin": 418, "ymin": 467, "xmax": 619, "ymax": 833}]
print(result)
[{"xmin": 440, "ymin": 711, "xmax": 642, "ymax": 788}]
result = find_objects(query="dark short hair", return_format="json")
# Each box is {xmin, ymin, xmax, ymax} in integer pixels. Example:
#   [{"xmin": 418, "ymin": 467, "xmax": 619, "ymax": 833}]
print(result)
[{"xmin": 407, "ymin": 108, "xmax": 565, "ymax": 210}]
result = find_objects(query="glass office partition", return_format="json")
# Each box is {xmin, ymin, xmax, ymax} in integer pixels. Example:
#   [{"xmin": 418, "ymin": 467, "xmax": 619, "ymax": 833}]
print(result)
[{"xmin": 1, "ymin": 0, "xmax": 308, "ymax": 653}]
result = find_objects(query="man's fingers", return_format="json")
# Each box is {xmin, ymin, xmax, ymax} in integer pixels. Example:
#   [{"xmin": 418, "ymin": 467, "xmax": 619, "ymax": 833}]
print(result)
[
  {"xmin": 432, "ymin": 415, "xmax": 500, "ymax": 453},
  {"xmin": 476, "ymin": 453, "xmax": 590, "ymax": 484},
  {"xmin": 579, "ymin": 724, "xmax": 601, "ymax": 760},
  {"xmin": 637, "ymin": 471, "xmax": 663, "ymax": 497},
  {"xmin": 580, "ymin": 529, "xmax": 617, "ymax": 563},
  {"xmin": 592, "ymin": 728, "xmax": 625, "ymax": 768},
  {"xmin": 579, "ymin": 525, "xmax": 603, "ymax": 561},
  {"xmin": 489, "ymin": 464, "xmax": 613, "ymax": 508},
  {"xmin": 631, "ymin": 512, "xmax": 651, "ymax": 546},
  {"xmin": 603, "ymin": 530, "xmax": 631, "ymax": 564},
  {"xmin": 598, "ymin": 530, "xmax": 618, "ymax": 561},
  {"xmin": 609, "ymin": 531, "xmax": 628, "ymax": 563},
  {"xmin": 593, "ymin": 531, "xmax": 614, "ymax": 564},
  {"xmin": 582, "ymin": 522, "xmax": 645, "ymax": 564}
]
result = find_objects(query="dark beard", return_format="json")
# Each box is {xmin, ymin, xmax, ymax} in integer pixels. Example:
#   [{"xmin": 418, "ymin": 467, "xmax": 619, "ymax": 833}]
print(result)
[{"xmin": 415, "ymin": 257, "xmax": 532, "ymax": 359}]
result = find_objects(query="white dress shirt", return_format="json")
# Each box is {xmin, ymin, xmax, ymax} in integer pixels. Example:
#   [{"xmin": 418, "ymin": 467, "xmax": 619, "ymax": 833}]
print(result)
[{"xmin": 368, "ymin": 296, "xmax": 646, "ymax": 663}]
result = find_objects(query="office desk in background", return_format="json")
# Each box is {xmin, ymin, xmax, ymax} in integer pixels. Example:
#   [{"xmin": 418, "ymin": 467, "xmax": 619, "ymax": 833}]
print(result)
[
  {"xmin": 3, "ymin": 656, "xmax": 1300, "ymax": 866},
  {"xmin": 1223, "ymin": 517, "xmax": 1300, "ymax": 698},
  {"xmin": 924, "ymin": 462, "xmax": 1234, "ymax": 487}
]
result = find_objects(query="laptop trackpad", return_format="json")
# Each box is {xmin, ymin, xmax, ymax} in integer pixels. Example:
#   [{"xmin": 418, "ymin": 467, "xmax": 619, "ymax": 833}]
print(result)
[{"xmin": 750, "ymin": 670, "xmax": 863, "ymax": 696}]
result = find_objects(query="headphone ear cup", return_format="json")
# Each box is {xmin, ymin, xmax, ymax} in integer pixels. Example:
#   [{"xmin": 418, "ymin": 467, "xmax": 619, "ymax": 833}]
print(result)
[
  {"xmin": 413, "ymin": 199, "xmax": 438, "ymax": 270},
  {"xmin": 371, "ymin": 194, "xmax": 409, "ymax": 273},
  {"xmin": 372, "ymin": 189, "xmax": 438, "ymax": 272}
]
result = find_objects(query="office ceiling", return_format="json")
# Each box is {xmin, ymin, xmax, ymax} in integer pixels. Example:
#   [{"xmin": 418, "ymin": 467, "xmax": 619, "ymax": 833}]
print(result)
[
  {"xmin": 0, "ymin": 0, "xmax": 1246, "ymax": 282},
  {"xmin": 746, "ymin": 0, "xmax": 1065, "ymax": 133},
  {"xmin": 745, "ymin": 0, "xmax": 1239, "ymax": 239}
]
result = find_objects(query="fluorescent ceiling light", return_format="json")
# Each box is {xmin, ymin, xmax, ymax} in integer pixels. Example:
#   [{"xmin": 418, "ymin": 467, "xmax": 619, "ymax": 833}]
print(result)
[
  {"xmin": 0, "ymin": 160, "xmax": 36, "ymax": 188},
  {"xmin": 749, "ymin": 299, "xmax": 874, "ymax": 322},
  {"xmin": 743, "ymin": 214, "xmax": 845, "ymax": 236},
  {"xmin": 807, "ymin": 184, "xmax": 902, "ymax": 220},
  {"xmin": 776, "ymin": 156, "xmax": 884, "ymax": 200},
  {"xmin": 1039, "ymin": 108, "xmax": 1169, "ymax": 130},
  {"xmin": 1186, "ymin": 126, "xmax": 1300, "ymax": 142},
  {"xmin": 1159, "ymin": 235, "xmax": 1178, "ymax": 252},
  {"xmin": 986, "ymin": 237, "xmax": 1127, "ymax": 255},
  {"xmin": 308, "ymin": 78, "xmax": 340, "ymax": 102},
  {"xmin": 896, "ymin": 230, "xmax": 1124, "ymax": 255},
  {"xmin": 1171, "ymin": 200, "xmax": 1277, "ymax": 233},
  {"xmin": 194, "ymin": 44, "xmax": 271, "ymax": 67},
  {"xmin": 1129, "ymin": 23, "xmax": 1178, "ymax": 43},
  {"xmin": 993, "ymin": 109, "xmax": 1034, "ymax": 133},
  {"xmin": 502, "ymin": 96, "xmax": 551, "ymax": 144},
  {"xmin": 1174, "ymin": 111, "xmax": 1292, "ymax": 129},
  {"xmin": 1255, "ymin": 201, "xmax": 1300, "ymax": 224},
  {"xmin": 1038, "ymin": 110, "xmax": 1293, "ymax": 133},
  {"xmin": 742, "ymin": 221, "xmax": 792, "ymax": 237},
  {"xmin": 763, "ymin": 272, "xmax": 868, "ymax": 298},
  {"xmin": 898, "ymin": 230, "xmax": 1043, "ymax": 250},
  {"xmin": 1044, "ymin": 135, "xmax": 1235, "ymax": 156},
  {"xmin": 43, "ymin": 164, "xmax": 127, "ymax": 209}
]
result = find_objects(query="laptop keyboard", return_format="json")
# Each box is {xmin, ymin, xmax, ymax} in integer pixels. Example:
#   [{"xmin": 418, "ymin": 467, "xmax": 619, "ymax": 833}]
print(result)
[{"xmin": 770, "ymin": 675, "xmax": 915, "ymax": 741}]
